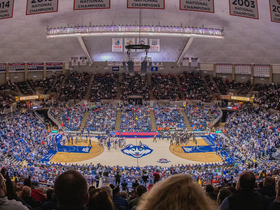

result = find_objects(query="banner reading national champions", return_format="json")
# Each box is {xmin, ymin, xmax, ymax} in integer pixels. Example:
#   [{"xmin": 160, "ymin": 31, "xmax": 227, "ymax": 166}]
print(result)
[
  {"xmin": 180, "ymin": 0, "xmax": 215, "ymax": 13},
  {"xmin": 269, "ymin": 0, "xmax": 280, "ymax": 23},
  {"xmin": 229, "ymin": 0, "xmax": 259, "ymax": 19},
  {"xmin": 127, "ymin": 0, "xmax": 165, "ymax": 9},
  {"xmin": 26, "ymin": 0, "xmax": 59, "ymax": 15},
  {"xmin": 73, "ymin": 0, "xmax": 110, "ymax": 10},
  {"xmin": 0, "ymin": 0, "xmax": 14, "ymax": 20}
]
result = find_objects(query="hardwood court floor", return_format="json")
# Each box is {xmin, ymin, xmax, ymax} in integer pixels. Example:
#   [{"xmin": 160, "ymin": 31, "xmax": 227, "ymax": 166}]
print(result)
[
  {"xmin": 50, "ymin": 139, "xmax": 104, "ymax": 163},
  {"xmin": 169, "ymin": 137, "xmax": 222, "ymax": 162}
]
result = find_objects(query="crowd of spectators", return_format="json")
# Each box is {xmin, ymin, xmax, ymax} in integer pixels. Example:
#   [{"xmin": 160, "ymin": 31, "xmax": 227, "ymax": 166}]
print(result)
[
  {"xmin": 16, "ymin": 82, "xmax": 34, "ymax": 95},
  {"xmin": 227, "ymin": 80, "xmax": 252, "ymax": 96},
  {"xmin": 0, "ymin": 80, "xmax": 19, "ymax": 93},
  {"xmin": 120, "ymin": 105, "xmax": 151, "ymax": 131},
  {"xmin": 85, "ymin": 105, "xmax": 116, "ymax": 131},
  {"xmin": 153, "ymin": 107, "xmax": 185, "ymax": 130},
  {"xmin": 51, "ymin": 75, "xmax": 64, "ymax": 93},
  {"xmin": 59, "ymin": 72, "xmax": 91, "ymax": 102},
  {"xmin": 120, "ymin": 73, "xmax": 150, "ymax": 101},
  {"xmin": 254, "ymin": 83, "xmax": 280, "ymax": 110},
  {"xmin": 151, "ymin": 74, "xmax": 181, "ymax": 101},
  {"xmin": 213, "ymin": 77, "xmax": 229, "ymax": 95},
  {"xmin": 224, "ymin": 106, "xmax": 279, "ymax": 163},
  {"xmin": 28, "ymin": 76, "xmax": 55, "ymax": 94},
  {"xmin": 89, "ymin": 73, "xmax": 118, "ymax": 102},
  {"xmin": 180, "ymin": 72, "xmax": 212, "ymax": 102},
  {"xmin": 205, "ymin": 75, "xmax": 219, "ymax": 95},
  {"xmin": 184, "ymin": 105, "xmax": 213, "ymax": 131},
  {"xmin": 0, "ymin": 92, "xmax": 14, "ymax": 112},
  {"xmin": 57, "ymin": 106, "xmax": 86, "ymax": 131}
]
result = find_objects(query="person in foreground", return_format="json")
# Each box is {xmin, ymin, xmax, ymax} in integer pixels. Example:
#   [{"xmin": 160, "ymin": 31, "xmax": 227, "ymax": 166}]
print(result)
[
  {"xmin": 54, "ymin": 170, "xmax": 89, "ymax": 210},
  {"xmin": 0, "ymin": 173, "xmax": 29, "ymax": 210},
  {"xmin": 136, "ymin": 173, "xmax": 216, "ymax": 210},
  {"xmin": 219, "ymin": 171, "xmax": 265, "ymax": 210},
  {"xmin": 267, "ymin": 180, "xmax": 280, "ymax": 210}
]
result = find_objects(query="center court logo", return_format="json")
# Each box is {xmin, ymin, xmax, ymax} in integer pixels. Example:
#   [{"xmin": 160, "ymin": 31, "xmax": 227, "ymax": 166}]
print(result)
[{"xmin": 121, "ymin": 144, "xmax": 153, "ymax": 158}]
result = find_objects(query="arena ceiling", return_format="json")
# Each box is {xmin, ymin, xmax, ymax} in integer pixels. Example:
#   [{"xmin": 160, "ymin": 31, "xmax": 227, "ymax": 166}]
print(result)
[{"xmin": 1, "ymin": 0, "xmax": 280, "ymax": 64}]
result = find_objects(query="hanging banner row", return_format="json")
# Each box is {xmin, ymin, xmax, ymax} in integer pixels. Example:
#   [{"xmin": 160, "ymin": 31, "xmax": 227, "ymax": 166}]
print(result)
[
  {"xmin": 1, "ymin": 1, "xmax": 280, "ymax": 23},
  {"xmin": 112, "ymin": 38, "xmax": 160, "ymax": 53}
]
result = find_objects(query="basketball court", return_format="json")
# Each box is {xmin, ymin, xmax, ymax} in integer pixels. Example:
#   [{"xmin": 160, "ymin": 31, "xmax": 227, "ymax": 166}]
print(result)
[{"xmin": 49, "ymin": 135, "xmax": 222, "ymax": 166}]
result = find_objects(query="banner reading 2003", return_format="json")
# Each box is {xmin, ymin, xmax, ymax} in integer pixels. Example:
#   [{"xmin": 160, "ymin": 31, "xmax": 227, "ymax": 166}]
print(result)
[
  {"xmin": 74, "ymin": 0, "xmax": 110, "ymax": 10},
  {"xmin": 269, "ymin": 0, "xmax": 280, "ymax": 23},
  {"xmin": 229, "ymin": 0, "xmax": 258, "ymax": 19},
  {"xmin": 0, "ymin": 0, "xmax": 14, "ymax": 20},
  {"xmin": 180, "ymin": 0, "xmax": 215, "ymax": 13},
  {"xmin": 127, "ymin": 0, "xmax": 165, "ymax": 9},
  {"xmin": 26, "ymin": 0, "xmax": 59, "ymax": 15}
]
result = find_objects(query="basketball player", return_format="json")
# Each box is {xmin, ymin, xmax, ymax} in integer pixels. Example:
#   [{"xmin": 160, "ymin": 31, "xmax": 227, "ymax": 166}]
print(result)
[
  {"xmin": 176, "ymin": 136, "xmax": 180, "ymax": 146},
  {"xmin": 153, "ymin": 135, "xmax": 157, "ymax": 142},
  {"xmin": 114, "ymin": 137, "xmax": 118, "ymax": 150},
  {"xmin": 107, "ymin": 138, "xmax": 111, "ymax": 150},
  {"xmin": 139, "ymin": 141, "xmax": 143, "ymax": 151}
]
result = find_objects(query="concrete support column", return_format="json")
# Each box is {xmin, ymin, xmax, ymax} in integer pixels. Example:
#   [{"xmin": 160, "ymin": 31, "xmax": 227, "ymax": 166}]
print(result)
[
  {"xmin": 232, "ymin": 64, "xmax": 235, "ymax": 81},
  {"xmin": 269, "ymin": 65, "xmax": 273, "ymax": 84},
  {"xmin": 5, "ymin": 63, "xmax": 9, "ymax": 83},
  {"xmin": 213, "ymin": 64, "xmax": 217, "ymax": 77},
  {"xmin": 62, "ymin": 63, "xmax": 66, "ymax": 74},
  {"xmin": 24, "ymin": 63, "xmax": 28, "ymax": 81},
  {"xmin": 251, "ymin": 64, "xmax": 254, "ymax": 85},
  {"xmin": 43, "ymin": 63, "xmax": 47, "ymax": 79}
]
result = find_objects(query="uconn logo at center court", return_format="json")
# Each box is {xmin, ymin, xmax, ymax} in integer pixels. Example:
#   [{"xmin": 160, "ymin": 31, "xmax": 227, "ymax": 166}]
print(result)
[{"xmin": 121, "ymin": 144, "xmax": 153, "ymax": 158}]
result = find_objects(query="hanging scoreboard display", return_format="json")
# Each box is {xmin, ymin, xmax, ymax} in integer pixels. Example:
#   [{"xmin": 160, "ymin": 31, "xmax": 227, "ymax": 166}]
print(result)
[
  {"xmin": 127, "ymin": 0, "xmax": 165, "ymax": 9},
  {"xmin": 26, "ymin": 0, "xmax": 59, "ymax": 15},
  {"xmin": 9, "ymin": 63, "xmax": 25, "ymax": 72},
  {"xmin": 269, "ymin": 0, "xmax": 280, "ymax": 23},
  {"xmin": 0, "ymin": 0, "xmax": 14, "ymax": 20},
  {"xmin": 27, "ymin": 63, "xmax": 44, "ymax": 71},
  {"xmin": 46, "ymin": 62, "xmax": 63, "ymax": 71},
  {"xmin": 229, "ymin": 0, "xmax": 259, "ymax": 19},
  {"xmin": 73, "ymin": 0, "xmax": 110, "ymax": 10},
  {"xmin": 180, "ymin": 0, "xmax": 215, "ymax": 13}
]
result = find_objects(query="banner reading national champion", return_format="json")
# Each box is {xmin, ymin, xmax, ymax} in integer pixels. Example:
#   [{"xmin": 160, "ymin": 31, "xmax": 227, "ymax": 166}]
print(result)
[
  {"xmin": 127, "ymin": 0, "xmax": 165, "ymax": 9},
  {"xmin": 0, "ymin": 0, "xmax": 14, "ymax": 20},
  {"xmin": 180, "ymin": 0, "xmax": 214, "ymax": 13},
  {"xmin": 269, "ymin": 0, "xmax": 280, "ymax": 23},
  {"xmin": 229, "ymin": 0, "xmax": 259, "ymax": 19},
  {"xmin": 73, "ymin": 0, "xmax": 110, "ymax": 10},
  {"xmin": 26, "ymin": 0, "xmax": 59, "ymax": 15}
]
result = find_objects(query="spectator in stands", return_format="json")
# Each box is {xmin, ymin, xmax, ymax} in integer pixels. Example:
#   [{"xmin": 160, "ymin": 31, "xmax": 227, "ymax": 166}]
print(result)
[
  {"xmin": 267, "ymin": 180, "xmax": 280, "ymax": 210},
  {"xmin": 54, "ymin": 170, "xmax": 89, "ymax": 210},
  {"xmin": 21, "ymin": 186, "xmax": 43, "ymax": 209},
  {"xmin": 205, "ymin": 184, "xmax": 217, "ymax": 201},
  {"xmin": 213, "ymin": 77, "xmax": 228, "ymax": 95},
  {"xmin": 137, "ymin": 174, "xmax": 215, "ymax": 210},
  {"xmin": 258, "ymin": 176, "xmax": 276, "ymax": 198},
  {"xmin": 87, "ymin": 189, "xmax": 114, "ymax": 210},
  {"xmin": 23, "ymin": 178, "xmax": 46, "ymax": 203},
  {"xmin": 219, "ymin": 171, "xmax": 265, "ymax": 210},
  {"xmin": 129, "ymin": 185, "xmax": 147, "ymax": 210},
  {"xmin": 217, "ymin": 188, "xmax": 232, "ymax": 206},
  {"xmin": 0, "ymin": 173, "xmax": 29, "ymax": 210},
  {"xmin": 111, "ymin": 185, "xmax": 129, "ymax": 210}
]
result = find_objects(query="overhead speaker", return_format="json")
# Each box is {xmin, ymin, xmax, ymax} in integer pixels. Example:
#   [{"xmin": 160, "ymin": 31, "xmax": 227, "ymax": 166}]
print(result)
[
  {"xmin": 141, "ymin": 61, "xmax": 148, "ymax": 74},
  {"xmin": 127, "ymin": 61, "xmax": 134, "ymax": 74},
  {"xmin": 122, "ymin": 62, "xmax": 127, "ymax": 72}
]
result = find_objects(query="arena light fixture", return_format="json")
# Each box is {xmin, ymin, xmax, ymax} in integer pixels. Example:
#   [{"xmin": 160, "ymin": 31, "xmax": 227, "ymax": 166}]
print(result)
[{"xmin": 46, "ymin": 25, "xmax": 224, "ymax": 39}]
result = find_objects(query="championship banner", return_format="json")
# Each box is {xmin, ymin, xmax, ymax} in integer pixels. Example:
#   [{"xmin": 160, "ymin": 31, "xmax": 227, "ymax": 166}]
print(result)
[
  {"xmin": 112, "ymin": 38, "xmax": 123, "ymax": 52},
  {"xmin": 124, "ymin": 38, "xmax": 136, "ymax": 52},
  {"xmin": 0, "ymin": 63, "xmax": 6, "ymax": 71},
  {"xmin": 80, "ymin": 57, "xmax": 88, "ymax": 65},
  {"xmin": 136, "ymin": 38, "xmax": 148, "ymax": 52},
  {"xmin": 229, "ymin": 0, "xmax": 259, "ymax": 19},
  {"xmin": 71, "ymin": 57, "xmax": 79, "ymax": 66},
  {"xmin": 73, "ymin": 0, "xmax": 110, "ymax": 10},
  {"xmin": 191, "ymin": 58, "xmax": 198, "ymax": 67},
  {"xmin": 0, "ymin": 0, "xmax": 14, "ymax": 20},
  {"xmin": 235, "ymin": 64, "xmax": 251, "ymax": 75},
  {"xmin": 180, "ymin": 0, "xmax": 215, "ymax": 13},
  {"xmin": 127, "ymin": 0, "xmax": 165, "ymax": 9},
  {"xmin": 108, "ymin": 61, "xmax": 123, "ymax": 66},
  {"xmin": 26, "ymin": 0, "xmax": 59, "ymax": 15},
  {"xmin": 27, "ymin": 63, "xmax": 44, "ymax": 71},
  {"xmin": 269, "ymin": 0, "xmax": 280, "ymax": 23},
  {"xmin": 149, "ymin": 38, "xmax": 160, "ymax": 53}
]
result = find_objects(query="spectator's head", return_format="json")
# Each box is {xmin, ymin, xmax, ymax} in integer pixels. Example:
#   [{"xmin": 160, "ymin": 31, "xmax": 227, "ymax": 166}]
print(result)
[
  {"xmin": 22, "ymin": 186, "xmax": 32, "ymax": 197},
  {"xmin": 217, "ymin": 188, "xmax": 231, "ymax": 205},
  {"xmin": 87, "ymin": 189, "xmax": 114, "ymax": 210},
  {"xmin": 237, "ymin": 171, "xmax": 255, "ymax": 192},
  {"xmin": 136, "ymin": 185, "xmax": 147, "ymax": 197},
  {"xmin": 205, "ymin": 185, "xmax": 214, "ymax": 193},
  {"xmin": 0, "ymin": 173, "xmax": 7, "ymax": 196},
  {"xmin": 119, "ymin": 191, "xmax": 128, "ymax": 199},
  {"xmin": 101, "ymin": 186, "xmax": 113, "ymax": 198},
  {"xmin": 263, "ymin": 176, "xmax": 274, "ymax": 186},
  {"xmin": 54, "ymin": 170, "xmax": 89, "ymax": 208},
  {"xmin": 137, "ymin": 174, "xmax": 215, "ymax": 210},
  {"xmin": 112, "ymin": 185, "xmax": 120, "ymax": 196},
  {"xmin": 23, "ymin": 178, "xmax": 32, "ymax": 187}
]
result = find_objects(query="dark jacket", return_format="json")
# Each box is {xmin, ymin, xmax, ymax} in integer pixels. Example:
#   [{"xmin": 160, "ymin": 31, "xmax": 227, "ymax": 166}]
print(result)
[
  {"xmin": 258, "ymin": 185, "xmax": 276, "ymax": 198},
  {"xmin": 228, "ymin": 190, "xmax": 265, "ymax": 210},
  {"xmin": 267, "ymin": 199, "xmax": 280, "ymax": 210}
]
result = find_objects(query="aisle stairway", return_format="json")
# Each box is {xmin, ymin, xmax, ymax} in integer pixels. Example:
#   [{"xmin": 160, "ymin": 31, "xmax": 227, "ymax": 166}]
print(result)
[
  {"xmin": 79, "ymin": 111, "xmax": 89, "ymax": 131},
  {"xmin": 208, "ymin": 109, "xmax": 215, "ymax": 122},
  {"xmin": 202, "ymin": 76, "xmax": 214, "ymax": 100},
  {"xmin": 246, "ymin": 85, "xmax": 255, "ymax": 97},
  {"xmin": 57, "ymin": 73, "xmax": 67, "ymax": 98},
  {"xmin": 85, "ymin": 74, "xmax": 94, "ymax": 100},
  {"xmin": 175, "ymin": 75, "xmax": 185, "ymax": 100},
  {"xmin": 211, "ymin": 77, "xmax": 222, "ymax": 95},
  {"xmin": 56, "ymin": 109, "xmax": 62, "ymax": 121},
  {"xmin": 117, "ymin": 74, "xmax": 123, "ymax": 100},
  {"xmin": 180, "ymin": 109, "xmax": 192, "ymax": 131},
  {"xmin": 149, "ymin": 108, "xmax": 157, "ymax": 131},
  {"xmin": 147, "ymin": 74, "xmax": 154, "ymax": 100},
  {"xmin": 115, "ymin": 108, "xmax": 121, "ymax": 131},
  {"xmin": 48, "ymin": 74, "xmax": 59, "ymax": 94}
]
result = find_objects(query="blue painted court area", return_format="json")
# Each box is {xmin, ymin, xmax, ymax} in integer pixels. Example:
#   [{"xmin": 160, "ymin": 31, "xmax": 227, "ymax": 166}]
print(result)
[
  {"xmin": 182, "ymin": 145, "xmax": 217, "ymax": 153},
  {"xmin": 58, "ymin": 146, "xmax": 92, "ymax": 153}
]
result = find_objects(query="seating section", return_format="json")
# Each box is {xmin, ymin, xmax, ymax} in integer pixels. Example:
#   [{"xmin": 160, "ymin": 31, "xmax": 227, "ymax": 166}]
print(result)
[
  {"xmin": 59, "ymin": 106, "xmax": 86, "ymax": 131},
  {"xmin": 0, "ymin": 80, "xmax": 18, "ymax": 92},
  {"xmin": 151, "ymin": 74, "xmax": 181, "ymax": 100},
  {"xmin": 254, "ymin": 83, "xmax": 280, "ymax": 109},
  {"xmin": 180, "ymin": 73, "xmax": 212, "ymax": 102},
  {"xmin": 184, "ymin": 105, "xmax": 212, "ymax": 131},
  {"xmin": 120, "ymin": 105, "xmax": 151, "ymax": 131},
  {"xmin": 0, "ymin": 92, "xmax": 14, "ymax": 112},
  {"xmin": 120, "ymin": 73, "xmax": 150, "ymax": 101},
  {"xmin": 59, "ymin": 72, "xmax": 91, "ymax": 102},
  {"xmin": 89, "ymin": 73, "xmax": 118, "ymax": 102},
  {"xmin": 28, "ymin": 76, "xmax": 55, "ymax": 94},
  {"xmin": 16, "ymin": 82, "xmax": 33, "ymax": 95},
  {"xmin": 154, "ymin": 107, "xmax": 185, "ymax": 130},
  {"xmin": 52, "ymin": 75, "xmax": 64, "ymax": 92},
  {"xmin": 85, "ymin": 105, "xmax": 116, "ymax": 131},
  {"xmin": 213, "ymin": 77, "xmax": 228, "ymax": 95},
  {"xmin": 227, "ymin": 80, "xmax": 252, "ymax": 96},
  {"xmin": 205, "ymin": 75, "xmax": 218, "ymax": 94}
]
